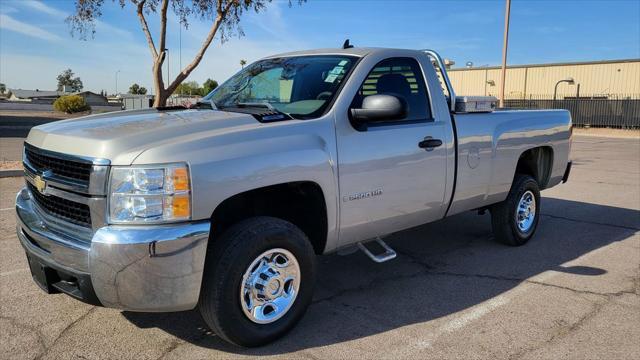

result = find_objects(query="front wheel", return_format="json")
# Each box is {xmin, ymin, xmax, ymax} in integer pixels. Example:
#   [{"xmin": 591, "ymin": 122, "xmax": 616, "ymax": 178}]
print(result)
[
  {"xmin": 490, "ymin": 174, "xmax": 541, "ymax": 246},
  {"xmin": 199, "ymin": 217, "xmax": 316, "ymax": 347}
]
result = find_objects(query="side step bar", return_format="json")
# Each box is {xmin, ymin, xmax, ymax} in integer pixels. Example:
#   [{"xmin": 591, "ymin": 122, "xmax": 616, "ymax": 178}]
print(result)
[{"xmin": 357, "ymin": 237, "xmax": 397, "ymax": 263}]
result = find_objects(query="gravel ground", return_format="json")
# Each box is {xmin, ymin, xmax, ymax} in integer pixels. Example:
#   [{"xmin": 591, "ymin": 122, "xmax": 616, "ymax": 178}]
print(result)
[
  {"xmin": 0, "ymin": 135, "xmax": 638, "ymax": 359},
  {"xmin": 0, "ymin": 139, "xmax": 24, "ymax": 162},
  {"xmin": 573, "ymin": 127, "xmax": 640, "ymax": 139},
  {"xmin": 0, "ymin": 161, "xmax": 21, "ymax": 170}
]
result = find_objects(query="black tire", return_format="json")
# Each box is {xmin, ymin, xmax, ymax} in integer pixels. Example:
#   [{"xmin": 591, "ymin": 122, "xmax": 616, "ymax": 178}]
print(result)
[
  {"xmin": 199, "ymin": 216, "xmax": 316, "ymax": 347},
  {"xmin": 490, "ymin": 174, "xmax": 541, "ymax": 246}
]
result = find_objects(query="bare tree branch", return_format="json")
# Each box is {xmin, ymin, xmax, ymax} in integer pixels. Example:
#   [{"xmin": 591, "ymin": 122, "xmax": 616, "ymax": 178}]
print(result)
[
  {"xmin": 166, "ymin": 1, "xmax": 242, "ymax": 94},
  {"xmin": 68, "ymin": 0, "xmax": 305, "ymax": 106},
  {"xmin": 135, "ymin": 0, "xmax": 158, "ymax": 58},
  {"xmin": 166, "ymin": 12, "xmax": 225, "ymax": 93},
  {"xmin": 157, "ymin": 0, "xmax": 169, "ymax": 57}
]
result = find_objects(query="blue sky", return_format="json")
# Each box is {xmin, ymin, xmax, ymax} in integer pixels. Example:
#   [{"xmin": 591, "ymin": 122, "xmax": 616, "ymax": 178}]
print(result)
[{"xmin": 1, "ymin": 0, "xmax": 638, "ymax": 94}]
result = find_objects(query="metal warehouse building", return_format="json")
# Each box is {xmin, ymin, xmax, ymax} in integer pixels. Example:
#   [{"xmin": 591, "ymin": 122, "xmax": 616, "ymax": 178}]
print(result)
[{"xmin": 448, "ymin": 59, "xmax": 640, "ymax": 99}]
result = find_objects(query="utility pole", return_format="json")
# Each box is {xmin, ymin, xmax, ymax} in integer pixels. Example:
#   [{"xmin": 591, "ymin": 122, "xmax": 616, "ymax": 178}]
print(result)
[
  {"xmin": 179, "ymin": 19, "xmax": 182, "ymax": 95},
  {"xmin": 162, "ymin": 48, "xmax": 170, "ymax": 103},
  {"xmin": 115, "ymin": 70, "xmax": 121, "ymax": 96},
  {"xmin": 179, "ymin": 2, "xmax": 183, "ymax": 77},
  {"xmin": 179, "ymin": 14, "xmax": 182, "ymax": 75},
  {"xmin": 499, "ymin": 0, "xmax": 511, "ymax": 108},
  {"xmin": 164, "ymin": 48, "xmax": 170, "ymax": 87}
]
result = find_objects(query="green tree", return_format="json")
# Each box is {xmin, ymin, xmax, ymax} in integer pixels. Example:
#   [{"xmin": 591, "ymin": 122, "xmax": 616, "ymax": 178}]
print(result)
[
  {"xmin": 67, "ymin": 0, "xmax": 305, "ymax": 107},
  {"xmin": 240, "ymin": 59, "xmax": 247, "ymax": 69},
  {"xmin": 202, "ymin": 78, "xmax": 218, "ymax": 95},
  {"xmin": 56, "ymin": 69, "xmax": 83, "ymax": 92},
  {"xmin": 129, "ymin": 83, "xmax": 140, "ymax": 94},
  {"xmin": 175, "ymin": 80, "xmax": 201, "ymax": 96},
  {"xmin": 128, "ymin": 83, "xmax": 148, "ymax": 95},
  {"xmin": 0, "ymin": 83, "xmax": 6, "ymax": 94}
]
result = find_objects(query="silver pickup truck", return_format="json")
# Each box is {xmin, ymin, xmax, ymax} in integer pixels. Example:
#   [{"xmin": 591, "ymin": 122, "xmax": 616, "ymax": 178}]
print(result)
[{"xmin": 16, "ymin": 47, "xmax": 572, "ymax": 346}]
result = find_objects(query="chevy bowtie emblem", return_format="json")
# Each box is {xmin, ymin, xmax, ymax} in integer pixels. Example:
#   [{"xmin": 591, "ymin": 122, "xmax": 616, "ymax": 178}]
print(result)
[{"xmin": 33, "ymin": 175, "xmax": 47, "ymax": 194}]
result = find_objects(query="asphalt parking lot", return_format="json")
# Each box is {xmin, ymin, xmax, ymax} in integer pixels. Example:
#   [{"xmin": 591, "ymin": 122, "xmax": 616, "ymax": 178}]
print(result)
[{"xmin": 1, "ymin": 135, "xmax": 638, "ymax": 359}]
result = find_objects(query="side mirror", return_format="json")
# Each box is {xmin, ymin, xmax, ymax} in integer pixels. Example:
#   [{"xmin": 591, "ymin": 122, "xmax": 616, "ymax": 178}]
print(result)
[{"xmin": 350, "ymin": 94, "xmax": 408, "ymax": 125}]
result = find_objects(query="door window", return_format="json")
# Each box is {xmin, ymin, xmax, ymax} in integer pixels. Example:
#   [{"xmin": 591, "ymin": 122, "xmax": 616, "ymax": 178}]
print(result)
[{"xmin": 352, "ymin": 57, "xmax": 432, "ymax": 122}]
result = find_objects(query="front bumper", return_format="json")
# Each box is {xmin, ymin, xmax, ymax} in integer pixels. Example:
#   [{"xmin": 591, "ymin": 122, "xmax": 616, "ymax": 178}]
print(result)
[{"xmin": 16, "ymin": 187, "xmax": 210, "ymax": 312}]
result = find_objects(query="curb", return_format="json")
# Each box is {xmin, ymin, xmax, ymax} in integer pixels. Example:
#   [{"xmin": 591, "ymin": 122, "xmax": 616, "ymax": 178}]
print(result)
[
  {"xmin": 574, "ymin": 133, "xmax": 640, "ymax": 140},
  {"xmin": 0, "ymin": 169, "xmax": 23, "ymax": 178}
]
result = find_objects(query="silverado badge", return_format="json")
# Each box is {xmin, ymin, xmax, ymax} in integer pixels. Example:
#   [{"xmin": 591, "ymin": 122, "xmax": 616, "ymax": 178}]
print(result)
[{"xmin": 33, "ymin": 175, "xmax": 47, "ymax": 194}]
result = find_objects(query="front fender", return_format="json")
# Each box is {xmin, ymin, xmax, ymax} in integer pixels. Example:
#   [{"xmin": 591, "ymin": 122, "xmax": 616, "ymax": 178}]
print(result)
[{"xmin": 133, "ymin": 122, "xmax": 339, "ymax": 252}]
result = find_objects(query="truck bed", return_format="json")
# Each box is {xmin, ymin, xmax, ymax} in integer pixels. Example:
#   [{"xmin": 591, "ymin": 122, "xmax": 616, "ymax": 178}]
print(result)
[{"xmin": 447, "ymin": 109, "xmax": 572, "ymax": 216}]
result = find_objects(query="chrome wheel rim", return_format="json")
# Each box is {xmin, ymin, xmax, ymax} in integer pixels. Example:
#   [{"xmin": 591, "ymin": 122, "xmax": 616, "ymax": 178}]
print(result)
[
  {"xmin": 240, "ymin": 248, "xmax": 300, "ymax": 324},
  {"xmin": 516, "ymin": 190, "xmax": 536, "ymax": 233}
]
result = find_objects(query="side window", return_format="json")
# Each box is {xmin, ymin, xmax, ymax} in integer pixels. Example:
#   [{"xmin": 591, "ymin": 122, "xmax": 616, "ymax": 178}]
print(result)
[{"xmin": 352, "ymin": 57, "xmax": 432, "ymax": 122}]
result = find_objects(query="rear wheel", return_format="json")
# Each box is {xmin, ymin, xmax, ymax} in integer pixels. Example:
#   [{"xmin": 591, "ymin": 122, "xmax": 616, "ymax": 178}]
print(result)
[
  {"xmin": 490, "ymin": 174, "xmax": 541, "ymax": 246},
  {"xmin": 199, "ymin": 216, "xmax": 316, "ymax": 347}
]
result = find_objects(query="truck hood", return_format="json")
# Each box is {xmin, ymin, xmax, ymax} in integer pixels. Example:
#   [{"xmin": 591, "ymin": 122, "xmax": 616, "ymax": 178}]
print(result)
[{"xmin": 26, "ymin": 109, "xmax": 259, "ymax": 165}]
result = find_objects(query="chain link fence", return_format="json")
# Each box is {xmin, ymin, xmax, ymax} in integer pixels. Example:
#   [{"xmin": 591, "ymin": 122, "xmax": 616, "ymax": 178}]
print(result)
[{"xmin": 504, "ymin": 94, "xmax": 640, "ymax": 129}]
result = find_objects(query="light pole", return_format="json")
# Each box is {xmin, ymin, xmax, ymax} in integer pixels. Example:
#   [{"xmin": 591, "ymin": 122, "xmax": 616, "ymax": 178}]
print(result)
[
  {"xmin": 163, "ymin": 48, "xmax": 170, "ymax": 87},
  {"xmin": 553, "ymin": 77, "xmax": 575, "ymax": 102},
  {"xmin": 115, "ymin": 70, "xmax": 121, "ymax": 96},
  {"xmin": 498, "ymin": 0, "xmax": 511, "ymax": 108}
]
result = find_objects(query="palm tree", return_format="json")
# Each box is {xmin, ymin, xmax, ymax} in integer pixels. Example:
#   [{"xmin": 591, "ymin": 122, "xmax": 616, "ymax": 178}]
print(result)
[{"xmin": 240, "ymin": 59, "xmax": 247, "ymax": 69}]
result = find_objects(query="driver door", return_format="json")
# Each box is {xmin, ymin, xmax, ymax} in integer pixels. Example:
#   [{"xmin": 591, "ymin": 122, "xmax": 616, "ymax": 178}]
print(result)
[{"xmin": 335, "ymin": 56, "xmax": 449, "ymax": 245}]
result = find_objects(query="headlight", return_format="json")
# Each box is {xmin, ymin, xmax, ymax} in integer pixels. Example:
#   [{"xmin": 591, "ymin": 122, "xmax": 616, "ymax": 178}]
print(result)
[{"xmin": 108, "ymin": 163, "xmax": 191, "ymax": 224}]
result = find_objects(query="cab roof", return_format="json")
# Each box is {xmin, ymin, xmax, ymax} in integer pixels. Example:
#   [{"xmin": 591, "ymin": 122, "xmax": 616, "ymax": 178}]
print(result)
[{"xmin": 263, "ymin": 47, "xmax": 420, "ymax": 59}]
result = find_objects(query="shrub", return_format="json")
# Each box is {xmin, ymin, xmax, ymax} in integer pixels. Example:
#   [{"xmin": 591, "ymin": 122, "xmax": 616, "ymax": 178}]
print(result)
[{"xmin": 53, "ymin": 95, "xmax": 90, "ymax": 113}]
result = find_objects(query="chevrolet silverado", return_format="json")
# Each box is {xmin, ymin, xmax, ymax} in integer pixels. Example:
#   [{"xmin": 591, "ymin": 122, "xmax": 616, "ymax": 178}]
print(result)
[{"xmin": 16, "ymin": 47, "xmax": 572, "ymax": 346}]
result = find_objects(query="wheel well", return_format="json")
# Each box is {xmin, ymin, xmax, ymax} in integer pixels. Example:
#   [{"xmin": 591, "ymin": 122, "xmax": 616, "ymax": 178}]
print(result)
[
  {"xmin": 515, "ymin": 146, "xmax": 554, "ymax": 189},
  {"xmin": 210, "ymin": 182, "xmax": 328, "ymax": 254}
]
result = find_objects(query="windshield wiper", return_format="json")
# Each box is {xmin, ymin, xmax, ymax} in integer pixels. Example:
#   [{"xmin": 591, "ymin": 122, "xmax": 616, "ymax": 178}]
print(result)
[
  {"xmin": 193, "ymin": 99, "xmax": 218, "ymax": 110},
  {"xmin": 235, "ymin": 102, "xmax": 293, "ymax": 118},
  {"xmin": 235, "ymin": 102, "xmax": 275, "ymax": 110},
  {"xmin": 218, "ymin": 101, "xmax": 293, "ymax": 122}
]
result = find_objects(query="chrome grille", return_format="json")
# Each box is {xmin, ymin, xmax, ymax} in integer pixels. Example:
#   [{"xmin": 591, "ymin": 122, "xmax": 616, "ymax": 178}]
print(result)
[
  {"xmin": 27, "ymin": 182, "xmax": 92, "ymax": 228},
  {"xmin": 24, "ymin": 143, "xmax": 92, "ymax": 183}
]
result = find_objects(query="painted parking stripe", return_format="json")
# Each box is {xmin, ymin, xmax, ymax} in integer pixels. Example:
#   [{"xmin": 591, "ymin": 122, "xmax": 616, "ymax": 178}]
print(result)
[
  {"xmin": 417, "ymin": 241, "xmax": 614, "ymax": 349},
  {"xmin": 416, "ymin": 274, "xmax": 552, "ymax": 349}
]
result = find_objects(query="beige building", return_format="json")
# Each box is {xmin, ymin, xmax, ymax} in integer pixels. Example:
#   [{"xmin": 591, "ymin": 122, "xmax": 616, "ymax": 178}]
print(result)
[{"xmin": 448, "ymin": 59, "xmax": 640, "ymax": 99}]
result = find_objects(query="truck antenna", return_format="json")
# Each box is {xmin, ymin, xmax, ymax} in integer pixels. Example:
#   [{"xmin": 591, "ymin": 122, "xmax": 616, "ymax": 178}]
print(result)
[{"xmin": 342, "ymin": 39, "xmax": 354, "ymax": 49}]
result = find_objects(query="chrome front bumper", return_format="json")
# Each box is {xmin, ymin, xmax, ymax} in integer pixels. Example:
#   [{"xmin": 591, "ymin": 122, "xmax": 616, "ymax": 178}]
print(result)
[{"xmin": 16, "ymin": 188, "xmax": 210, "ymax": 312}]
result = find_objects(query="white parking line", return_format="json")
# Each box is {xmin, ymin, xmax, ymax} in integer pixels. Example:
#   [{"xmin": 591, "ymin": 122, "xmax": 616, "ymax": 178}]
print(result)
[
  {"xmin": 418, "ymin": 270, "xmax": 558, "ymax": 349},
  {"xmin": 417, "ymin": 290, "xmax": 515, "ymax": 349},
  {"xmin": 415, "ymin": 241, "xmax": 621, "ymax": 350},
  {"xmin": 0, "ymin": 207, "xmax": 14, "ymax": 212},
  {"xmin": 440, "ymin": 296, "xmax": 510, "ymax": 333}
]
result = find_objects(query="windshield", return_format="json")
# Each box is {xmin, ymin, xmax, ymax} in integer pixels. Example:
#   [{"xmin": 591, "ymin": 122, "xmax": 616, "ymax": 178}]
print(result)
[{"xmin": 203, "ymin": 55, "xmax": 357, "ymax": 119}]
